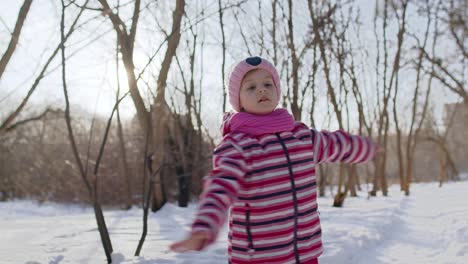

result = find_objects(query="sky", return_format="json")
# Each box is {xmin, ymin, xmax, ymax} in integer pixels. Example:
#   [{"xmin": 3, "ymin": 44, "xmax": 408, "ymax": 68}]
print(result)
[{"xmin": 1, "ymin": 178, "xmax": 467, "ymax": 263}]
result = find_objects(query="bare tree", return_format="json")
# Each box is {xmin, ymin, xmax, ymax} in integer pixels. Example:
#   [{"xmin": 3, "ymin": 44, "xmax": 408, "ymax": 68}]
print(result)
[
  {"xmin": 97, "ymin": 0, "xmax": 145, "ymax": 131},
  {"xmin": 277, "ymin": 0, "xmax": 317, "ymax": 120},
  {"xmin": 286, "ymin": 0, "xmax": 300, "ymax": 119},
  {"xmin": 370, "ymin": 0, "xmax": 409, "ymax": 197},
  {"xmin": 308, "ymin": 44, "xmax": 328, "ymax": 197},
  {"xmin": 97, "ymin": 0, "xmax": 186, "ymax": 212},
  {"xmin": 270, "ymin": 0, "xmax": 278, "ymax": 66},
  {"xmin": 308, "ymin": 1, "xmax": 361, "ymax": 206},
  {"xmin": 345, "ymin": 41, "xmax": 375, "ymax": 195},
  {"xmin": 114, "ymin": 36, "xmax": 132, "ymax": 210},
  {"xmin": 150, "ymin": 0, "xmax": 185, "ymax": 211},
  {"xmin": 425, "ymin": 107, "xmax": 459, "ymax": 186},
  {"xmin": 308, "ymin": 1, "xmax": 342, "ymax": 127},
  {"xmin": 403, "ymin": 0, "xmax": 439, "ymax": 195},
  {"xmin": 59, "ymin": 1, "xmax": 132, "ymax": 262},
  {"xmin": 331, "ymin": 2, "xmax": 363, "ymax": 198},
  {"xmin": 390, "ymin": 0, "xmax": 409, "ymax": 195},
  {"xmin": 169, "ymin": 25, "xmax": 198, "ymax": 207},
  {"xmin": 218, "ymin": 0, "xmax": 227, "ymax": 113}
]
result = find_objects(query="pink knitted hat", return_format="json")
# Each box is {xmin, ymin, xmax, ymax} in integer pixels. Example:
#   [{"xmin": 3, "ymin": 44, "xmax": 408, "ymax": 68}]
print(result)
[{"xmin": 227, "ymin": 56, "xmax": 281, "ymax": 112}]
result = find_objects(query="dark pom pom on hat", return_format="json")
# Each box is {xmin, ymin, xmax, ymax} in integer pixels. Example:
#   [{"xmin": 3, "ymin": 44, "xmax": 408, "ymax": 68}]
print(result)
[{"xmin": 245, "ymin": 56, "xmax": 262, "ymax": 66}]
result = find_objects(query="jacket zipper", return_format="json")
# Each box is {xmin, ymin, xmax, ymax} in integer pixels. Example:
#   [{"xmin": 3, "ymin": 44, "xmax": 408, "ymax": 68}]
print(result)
[
  {"xmin": 245, "ymin": 203, "xmax": 254, "ymax": 253},
  {"xmin": 276, "ymin": 132, "xmax": 300, "ymax": 264}
]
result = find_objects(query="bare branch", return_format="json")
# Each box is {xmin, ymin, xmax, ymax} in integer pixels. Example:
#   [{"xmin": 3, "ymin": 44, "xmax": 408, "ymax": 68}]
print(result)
[
  {"xmin": 0, "ymin": 0, "xmax": 33, "ymax": 79},
  {"xmin": 129, "ymin": 0, "xmax": 141, "ymax": 51},
  {"xmin": 421, "ymin": 48, "xmax": 467, "ymax": 101},
  {"xmin": 68, "ymin": 0, "xmax": 103, "ymax": 11},
  {"xmin": 4, "ymin": 108, "xmax": 61, "ymax": 133}
]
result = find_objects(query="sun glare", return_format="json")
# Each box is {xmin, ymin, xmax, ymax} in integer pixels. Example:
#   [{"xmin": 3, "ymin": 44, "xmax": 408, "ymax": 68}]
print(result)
[{"xmin": 108, "ymin": 53, "xmax": 149, "ymax": 96}]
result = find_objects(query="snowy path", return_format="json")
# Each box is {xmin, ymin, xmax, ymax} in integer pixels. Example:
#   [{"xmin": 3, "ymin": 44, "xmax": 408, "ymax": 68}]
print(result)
[
  {"xmin": 356, "ymin": 183, "xmax": 468, "ymax": 264},
  {"xmin": 0, "ymin": 181, "xmax": 467, "ymax": 263}
]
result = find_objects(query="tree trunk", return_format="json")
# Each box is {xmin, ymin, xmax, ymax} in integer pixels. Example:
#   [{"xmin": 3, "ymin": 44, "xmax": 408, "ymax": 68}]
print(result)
[
  {"xmin": 114, "ymin": 32, "xmax": 132, "ymax": 210},
  {"xmin": 333, "ymin": 165, "xmax": 346, "ymax": 206},
  {"xmin": 381, "ymin": 114, "xmax": 389, "ymax": 196},
  {"xmin": 438, "ymin": 148, "xmax": 447, "ymax": 187},
  {"xmin": 98, "ymin": 0, "xmax": 185, "ymax": 212},
  {"xmin": 151, "ymin": 0, "xmax": 185, "ymax": 211},
  {"xmin": 116, "ymin": 106, "xmax": 132, "ymax": 209},
  {"xmin": 317, "ymin": 164, "xmax": 326, "ymax": 197},
  {"xmin": 218, "ymin": 0, "xmax": 227, "ymax": 113},
  {"xmin": 287, "ymin": 0, "xmax": 300, "ymax": 120},
  {"xmin": 390, "ymin": 0, "xmax": 408, "ymax": 195},
  {"xmin": 346, "ymin": 165, "xmax": 358, "ymax": 197},
  {"xmin": 405, "ymin": 0, "xmax": 436, "ymax": 195},
  {"xmin": 59, "ymin": 1, "xmax": 115, "ymax": 260}
]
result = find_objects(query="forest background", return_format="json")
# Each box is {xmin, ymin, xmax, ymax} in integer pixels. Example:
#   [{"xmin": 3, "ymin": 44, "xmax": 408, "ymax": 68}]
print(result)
[{"xmin": 1, "ymin": 0, "xmax": 466, "ymax": 211}]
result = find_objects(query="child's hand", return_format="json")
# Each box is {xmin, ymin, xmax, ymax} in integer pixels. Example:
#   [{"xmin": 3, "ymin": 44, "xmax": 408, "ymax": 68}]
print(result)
[{"xmin": 169, "ymin": 231, "xmax": 211, "ymax": 253}]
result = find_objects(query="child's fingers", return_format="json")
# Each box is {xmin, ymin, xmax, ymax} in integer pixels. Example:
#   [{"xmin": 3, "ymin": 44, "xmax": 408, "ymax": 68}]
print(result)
[
  {"xmin": 170, "ymin": 234, "xmax": 208, "ymax": 252},
  {"xmin": 170, "ymin": 241, "xmax": 190, "ymax": 253},
  {"xmin": 170, "ymin": 232, "xmax": 211, "ymax": 253}
]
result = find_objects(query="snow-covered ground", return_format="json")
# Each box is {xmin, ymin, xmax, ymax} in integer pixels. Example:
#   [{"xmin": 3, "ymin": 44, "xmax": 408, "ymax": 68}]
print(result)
[{"xmin": 1, "ymin": 181, "xmax": 467, "ymax": 264}]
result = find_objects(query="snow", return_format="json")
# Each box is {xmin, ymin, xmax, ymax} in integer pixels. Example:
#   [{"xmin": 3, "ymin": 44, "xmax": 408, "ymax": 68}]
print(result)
[{"xmin": 1, "ymin": 181, "xmax": 467, "ymax": 264}]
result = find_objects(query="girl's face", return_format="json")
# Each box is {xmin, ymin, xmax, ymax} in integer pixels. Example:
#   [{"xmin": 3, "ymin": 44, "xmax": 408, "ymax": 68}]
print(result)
[{"xmin": 239, "ymin": 69, "xmax": 278, "ymax": 115}]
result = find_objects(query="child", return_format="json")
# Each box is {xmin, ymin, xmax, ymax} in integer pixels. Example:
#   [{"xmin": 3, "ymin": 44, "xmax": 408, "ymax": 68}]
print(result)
[{"xmin": 170, "ymin": 56, "xmax": 377, "ymax": 264}]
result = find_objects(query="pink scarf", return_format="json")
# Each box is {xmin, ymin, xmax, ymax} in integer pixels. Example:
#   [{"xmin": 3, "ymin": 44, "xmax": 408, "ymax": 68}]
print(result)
[{"xmin": 222, "ymin": 108, "xmax": 295, "ymax": 136}]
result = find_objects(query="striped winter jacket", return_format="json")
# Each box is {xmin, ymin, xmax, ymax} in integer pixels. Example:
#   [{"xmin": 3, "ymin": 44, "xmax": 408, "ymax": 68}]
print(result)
[{"xmin": 191, "ymin": 122, "xmax": 376, "ymax": 264}]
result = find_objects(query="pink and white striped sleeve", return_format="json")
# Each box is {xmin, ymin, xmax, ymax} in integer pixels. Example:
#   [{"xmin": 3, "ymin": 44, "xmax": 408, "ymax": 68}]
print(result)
[
  {"xmin": 191, "ymin": 140, "xmax": 246, "ymax": 246},
  {"xmin": 310, "ymin": 129, "xmax": 377, "ymax": 165}
]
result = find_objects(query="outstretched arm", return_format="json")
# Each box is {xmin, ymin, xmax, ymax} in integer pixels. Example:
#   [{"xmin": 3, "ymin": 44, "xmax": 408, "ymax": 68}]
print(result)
[
  {"xmin": 170, "ymin": 140, "xmax": 246, "ymax": 252},
  {"xmin": 311, "ymin": 129, "xmax": 377, "ymax": 165}
]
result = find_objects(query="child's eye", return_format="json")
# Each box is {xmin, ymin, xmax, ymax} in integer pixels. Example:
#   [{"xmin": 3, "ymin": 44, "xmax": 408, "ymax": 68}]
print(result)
[
  {"xmin": 264, "ymin": 83, "xmax": 272, "ymax": 87},
  {"xmin": 248, "ymin": 86, "xmax": 255, "ymax": 90}
]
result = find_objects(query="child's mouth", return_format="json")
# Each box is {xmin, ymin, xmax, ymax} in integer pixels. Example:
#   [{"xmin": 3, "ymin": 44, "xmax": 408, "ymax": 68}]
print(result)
[{"xmin": 259, "ymin": 97, "xmax": 269, "ymax": 102}]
